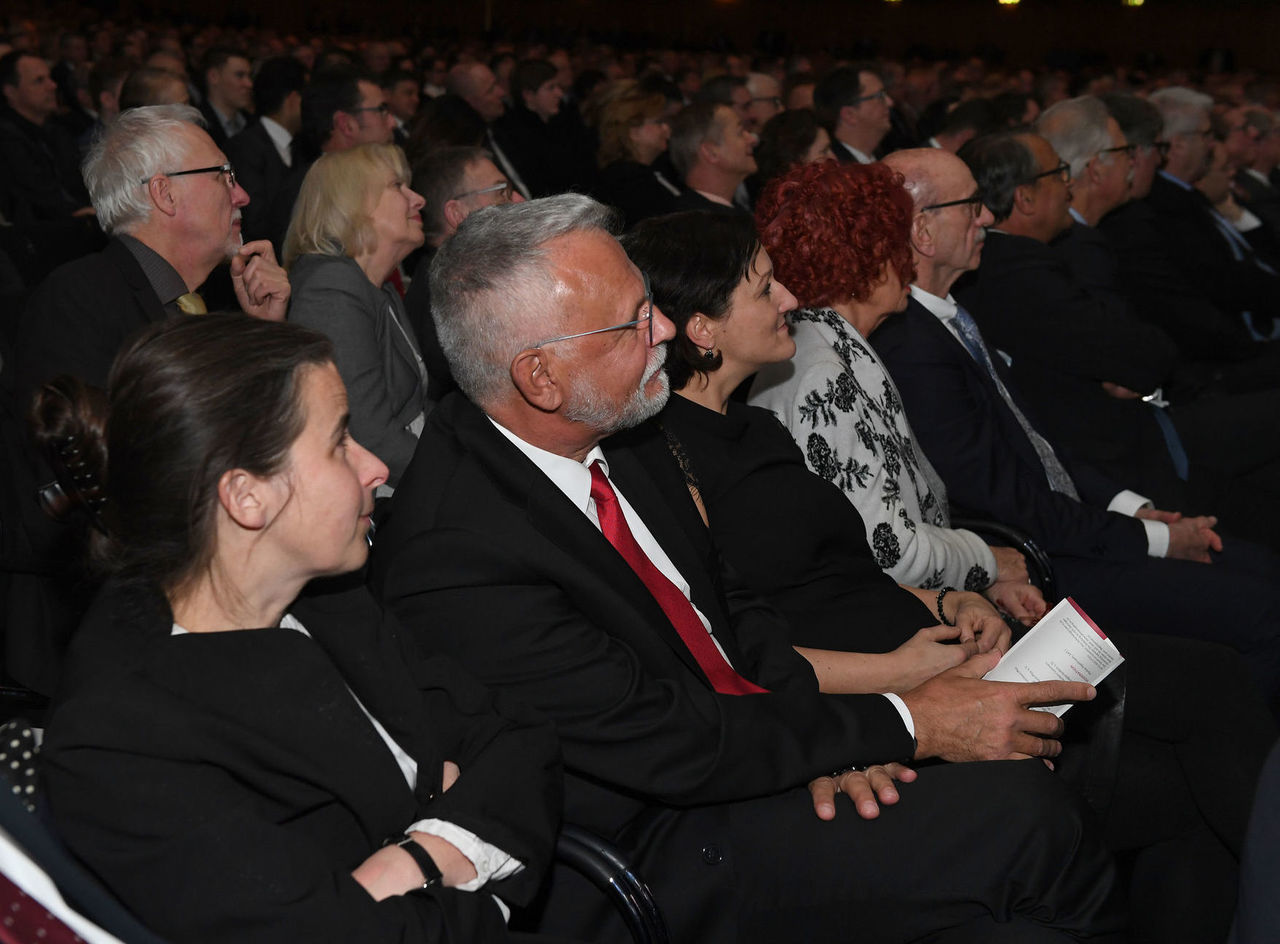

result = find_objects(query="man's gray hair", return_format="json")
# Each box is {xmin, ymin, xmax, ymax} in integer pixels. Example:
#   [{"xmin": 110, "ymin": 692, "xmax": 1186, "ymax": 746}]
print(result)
[
  {"xmin": 83, "ymin": 104, "xmax": 206, "ymax": 234},
  {"xmin": 1149, "ymin": 87, "xmax": 1213, "ymax": 138},
  {"xmin": 1036, "ymin": 96, "xmax": 1115, "ymax": 180},
  {"xmin": 430, "ymin": 193, "xmax": 621, "ymax": 408}
]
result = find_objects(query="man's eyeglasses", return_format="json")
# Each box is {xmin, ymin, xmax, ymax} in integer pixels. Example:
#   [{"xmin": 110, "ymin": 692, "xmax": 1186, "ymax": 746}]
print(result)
[
  {"xmin": 534, "ymin": 272, "xmax": 654, "ymax": 348},
  {"xmin": 452, "ymin": 181, "xmax": 515, "ymax": 203},
  {"xmin": 921, "ymin": 192, "xmax": 986, "ymax": 218},
  {"xmin": 1145, "ymin": 141, "xmax": 1172, "ymax": 159},
  {"xmin": 1096, "ymin": 144, "xmax": 1137, "ymax": 160},
  {"xmin": 143, "ymin": 163, "xmax": 237, "ymax": 188},
  {"xmin": 750, "ymin": 96, "xmax": 783, "ymax": 109},
  {"xmin": 1021, "ymin": 160, "xmax": 1071, "ymax": 185},
  {"xmin": 348, "ymin": 103, "xmax": 391, "ymax": 116},
  {"xmin": 850, "ymin": 89, "xmax": 888, "ymax": 105}
]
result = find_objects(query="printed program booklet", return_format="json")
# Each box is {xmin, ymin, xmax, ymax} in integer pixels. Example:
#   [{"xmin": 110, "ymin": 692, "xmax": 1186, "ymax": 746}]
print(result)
[{"xmin": 982, "ymin": 596, "xmax": 1124, "ymax": 716}]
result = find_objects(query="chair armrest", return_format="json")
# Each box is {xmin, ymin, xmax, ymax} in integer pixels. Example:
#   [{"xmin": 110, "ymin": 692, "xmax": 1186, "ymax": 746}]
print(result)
[
  {"xmin": 951, "ymin": 517, "xmax": 1058, "ymax": 603},
  {"xmin": 554, "ymin": 824, "xmax": 668, "ymax": 944}
]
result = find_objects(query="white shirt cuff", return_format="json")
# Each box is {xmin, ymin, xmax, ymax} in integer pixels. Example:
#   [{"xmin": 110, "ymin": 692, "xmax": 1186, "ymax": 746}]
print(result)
[
  {"xmin": 1141, "ymin": 519, "xmax": 1170, "ymax": 557},
  {"xmin": 405, "ymin": 819, "xmax": 524, "ymax": 892},
  {"xmin": 1235, "ymin": 208, "xmax": 1263, "ymax": 233},
  {"xmin": 1107, "ymin": 489, "xmax": 1152, "ymax": 516},
  {"xmin": 881, "ymin": 692, "xmax": 915, "ymax": 740}
]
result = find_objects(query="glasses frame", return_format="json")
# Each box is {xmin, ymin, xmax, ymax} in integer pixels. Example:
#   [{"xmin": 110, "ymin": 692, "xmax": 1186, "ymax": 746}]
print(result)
[
  {"xmin": 534, "ymin": 272, "xmax": 654, "ymax": 348},
  {"xmin": 849, "ymin": 88, "xmax": 888, "ymax": 105},
  {"xmin": 1095, "ymin": 143, "xmax": 1137, "ymax": 160},
  {"xmin": 143, "ymin": 162, "xmax": 237, "ymax": 188},
  {"xmin": 347, "ymin": 103, "xmax": 391, "ymax": 116},
  {"xmin": 921, "ymin": 192, "xmax": 986, "ymax": 218},
  {"xmin": 1020, "ymin": 160, "xmax": 1071, "ymax": 185},
  {"xmin": 451, "ymin": 180, "xmax": 515, "ymax": 202}
]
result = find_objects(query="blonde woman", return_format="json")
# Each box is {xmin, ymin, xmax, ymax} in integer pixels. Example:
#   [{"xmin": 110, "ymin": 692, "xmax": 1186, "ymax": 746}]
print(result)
[{"xmin": 286, "ymin": 143, "xmax": 430, "ymax": 486}]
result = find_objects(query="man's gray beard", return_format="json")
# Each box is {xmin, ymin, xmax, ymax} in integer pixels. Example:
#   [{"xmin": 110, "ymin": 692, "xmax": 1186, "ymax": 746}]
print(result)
[{"xmin": 564, "ymin": 343, "xmax": 671, "ymax": 436}]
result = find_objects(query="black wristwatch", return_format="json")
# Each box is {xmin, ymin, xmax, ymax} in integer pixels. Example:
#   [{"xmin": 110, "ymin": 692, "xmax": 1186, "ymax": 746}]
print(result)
[{"xmin": 396, "ymin": 836, "xmax": 443, "ymax": 890}]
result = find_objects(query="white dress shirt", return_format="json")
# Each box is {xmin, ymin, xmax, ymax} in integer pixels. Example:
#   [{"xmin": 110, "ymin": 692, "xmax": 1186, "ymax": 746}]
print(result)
[{"xmin": 259, "ymin": 114, "xmax": 293, "ymax": 168}]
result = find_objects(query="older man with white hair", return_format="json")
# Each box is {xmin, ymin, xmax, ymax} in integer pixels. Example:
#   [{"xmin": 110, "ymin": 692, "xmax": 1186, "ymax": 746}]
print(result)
[{"xmin": 11, "ymin": 103, "xmax": 289, "ymax": 398}]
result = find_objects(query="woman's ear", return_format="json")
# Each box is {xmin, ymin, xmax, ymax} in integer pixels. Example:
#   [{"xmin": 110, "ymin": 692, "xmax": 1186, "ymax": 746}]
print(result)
[
  {"xmin": 510, "ymin": 348, "xmax": 564, "ymax": 412},
  {"xmin": 686, "ymin": 314, "xmax": 716, "ymax": 352},
  {"xmin": 217, "ymin": 469, "xmax": 274, "ymax": 531}
]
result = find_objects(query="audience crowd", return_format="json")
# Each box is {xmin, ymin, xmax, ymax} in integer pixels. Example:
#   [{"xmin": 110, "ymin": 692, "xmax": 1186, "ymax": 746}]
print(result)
[{"xmin": 3, "ymin": 11, "xmax": 1280, "ymax": 944}]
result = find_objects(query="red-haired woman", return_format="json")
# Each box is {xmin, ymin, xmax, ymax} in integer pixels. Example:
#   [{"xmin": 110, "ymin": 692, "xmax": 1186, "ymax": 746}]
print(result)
[{"xmin": 749, "ymin": 160, "xmax": 1038, "ymax": 610}]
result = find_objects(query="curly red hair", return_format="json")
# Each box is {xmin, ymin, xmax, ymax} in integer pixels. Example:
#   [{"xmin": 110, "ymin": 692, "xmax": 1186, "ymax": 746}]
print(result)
[{"xmin": 755, "ymin": 160, "xmax": 916, "ymax": 309}]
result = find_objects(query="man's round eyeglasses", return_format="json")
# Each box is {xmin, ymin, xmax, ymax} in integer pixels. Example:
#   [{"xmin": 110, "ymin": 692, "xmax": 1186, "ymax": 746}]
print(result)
[
  {"xmin": 534, "ymin": 272, "xmax": 654, "ymax": 348},
  {"xmin": 921, "ymin": 193, "xmax": 986, "ymax": 218},
  {"xmin": 142, "ymin": 163, "xmax": 237, "ymax": 188},
  {"xmin": 452, "ymin": 181, "xmax": 516, "ymax": 203},
  {"xmin": 1021, "ymin": 161, "xmax": 1071, "ymax": 185}
]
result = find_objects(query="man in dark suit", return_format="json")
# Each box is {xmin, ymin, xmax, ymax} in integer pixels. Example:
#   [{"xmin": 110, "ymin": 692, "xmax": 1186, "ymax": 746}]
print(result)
[
  {"xmin": 956, "ymin": 121, "xmax": 1280, "ymax": 543},
  {"xmin": 371, "ymin": 193, "xmax": 1123, "ymax": 944},
  {"xmin": 1144, "ymin": 87, "xmax": 1280, "ymax": 339},
  {"xmin": 227, "ymin": 57, "xmax": 307, "ymax": 251},
  {"xmin": 1225, "ymin": 107, "xmax": 1280, "ymax": 236},
  {"xmin": 813, "ymin": 64, "xmax": 894, "ymax": 164},
  {"xmin": 197, "ymin": 46, "xmax": 253, "ymax": 150},
  {"xmin": 876, "ymin": 147, "xmax": 1280, "ymax": 703},
  {"xmin": 10, "ymin": 103, "xmax": 290, "ymax": 399},
  {"xmin": 665, "ymin": 102, "xmax": 756, "ymax": 216}
]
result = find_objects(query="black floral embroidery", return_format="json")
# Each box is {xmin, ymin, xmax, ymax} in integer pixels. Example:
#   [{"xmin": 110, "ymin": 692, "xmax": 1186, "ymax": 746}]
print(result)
[
  {"xmin": 806, "ymin": 433, "xmax": 838, "ymax": 482},
  {"xmin": 964, "ymin": 565, "xmax": 990, "ymax": 592},
  {"xmin": 871, "ymin": 522, "xmax": 901, "ymax": 569}
]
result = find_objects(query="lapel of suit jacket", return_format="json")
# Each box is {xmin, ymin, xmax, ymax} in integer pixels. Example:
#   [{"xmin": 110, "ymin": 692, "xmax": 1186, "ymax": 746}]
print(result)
[
  {"xmin": 448, "ymin": 396, "xmax": 715, "ymax": 684},
  {"xmin": 104, "ymin": 237, "xmax": 168, "ymax": 325}
]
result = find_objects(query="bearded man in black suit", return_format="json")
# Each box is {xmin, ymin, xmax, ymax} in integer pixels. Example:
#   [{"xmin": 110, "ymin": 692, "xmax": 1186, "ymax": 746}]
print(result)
[{"xmin": 370, "ymin": 193, "xmax": 1122, "ymax": 944}]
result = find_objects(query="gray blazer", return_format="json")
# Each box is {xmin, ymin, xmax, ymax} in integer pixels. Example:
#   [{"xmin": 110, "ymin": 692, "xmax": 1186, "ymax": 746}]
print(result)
[{"xmin": 288, "ymin": 253, "xmax": 428, "ymax": 485}]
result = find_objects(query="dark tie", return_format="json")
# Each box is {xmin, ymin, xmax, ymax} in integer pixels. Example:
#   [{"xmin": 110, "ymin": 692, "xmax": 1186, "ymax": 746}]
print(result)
[
  {"xmin": 949, "ymin": 304, "xmax": 1081, "ymax": 500},
  {"xmin": 588, "ymin": 461, "xmax": 767, "ymax": 695},
  {"xmin": 0, "ymin": 871, "xmax": 85, "ymax": 943}
]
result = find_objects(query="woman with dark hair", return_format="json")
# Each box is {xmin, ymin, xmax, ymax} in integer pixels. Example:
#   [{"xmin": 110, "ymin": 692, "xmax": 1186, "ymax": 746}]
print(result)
[
  {"xmin": 591, "ymin": 84, "xmax": 681, "ymax": 228},
  {"xmin": 748, "ymin": 160, "xmax": 1038, "ymax": 603},
  {"xmin": 33, "ymin": 314, "xmax": 560, "ymax": 944},
  {"xmin": 623, "ymin": 210, "xmax": 1021, "ymax": 693},
  {"xmin": 745, "ymin": 108, "xmax": 832, "ymax": 203}
]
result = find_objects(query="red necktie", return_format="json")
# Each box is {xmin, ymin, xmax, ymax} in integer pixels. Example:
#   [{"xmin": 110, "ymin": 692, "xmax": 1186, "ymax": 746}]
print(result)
[
  {"xmin": 589, "ymin": 461, "xmax": 767, "ymax": 695},
  {"xmin": 0, "ymin": 871, "xmax": 85, "ymax": 944}
]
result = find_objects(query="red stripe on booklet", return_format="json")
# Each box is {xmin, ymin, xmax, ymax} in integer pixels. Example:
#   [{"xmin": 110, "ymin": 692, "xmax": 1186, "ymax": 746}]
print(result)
[{"xmin": 1067, "ymin": 597, "xmax": 1107, "ymax": 639}]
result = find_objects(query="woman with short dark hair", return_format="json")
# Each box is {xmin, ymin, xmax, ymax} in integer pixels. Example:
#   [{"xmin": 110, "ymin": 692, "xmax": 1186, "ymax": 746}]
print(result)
[
  {"xmin": 624, "ymin": 209, "xmax": 1025, "ymax": 696},
  {"xmin": 35, "ymin": 314, "xmax": 561, "ymax": 944}
]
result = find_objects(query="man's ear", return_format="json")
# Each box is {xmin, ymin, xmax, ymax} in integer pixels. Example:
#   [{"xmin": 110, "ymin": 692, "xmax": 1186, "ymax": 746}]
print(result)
[
  {"xmin": 686, "ymin": 314, "xmax": 716, "ymax": 351},
  {"xmin": 699, "ymin": 136, "xmax": 721, "ymax": 167},
  {"xmin": 147, "ymin": 174, "xmax": 178, "ymax": 217},
  {"xmin": 909, "ymin": 210, "xmax": 935, "ymax": 258},
  {"xmin": 217, "ymin": 468, "xmax": 274, "ymax": 531},
  {"xmin": 442, "ymin": 198, "xmax": 467, "ymax": 232},
  {"xmin": 510, "ymin": 348, "xmax": 564, "ymax": 413},
  {"xmin": 1011, "ymin": 181, "xmax": 1036, "ymax": 216}
]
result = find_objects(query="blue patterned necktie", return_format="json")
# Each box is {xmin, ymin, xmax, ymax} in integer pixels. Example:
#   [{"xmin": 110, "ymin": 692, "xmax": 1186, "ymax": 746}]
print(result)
[{"xmin": 949, "ymin": 304, "xmax": 1081, "ymax": 500}]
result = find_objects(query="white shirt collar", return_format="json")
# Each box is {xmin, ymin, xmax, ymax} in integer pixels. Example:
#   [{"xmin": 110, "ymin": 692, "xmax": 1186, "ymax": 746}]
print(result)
[
  {"xmin": 836, "ymin": 139, "xmax": 874, "ymax": 164},
  {"xmin": 489, "ymin": 418, "xmax": 607, "ymax": 515},
  {"xmin": 259, "ymin": 114, "xmax": 293, "ymax": 167},
  {"xmin": 909, "ymin": 284, "xmax": 959, "ymax": 322},
  {"xmin": 693, "ymin": 188, "xmax": 734, "ymax": 207},
  {"xmin": 1244, "ymin": 167, "xmax": 1272, "ymax": 187},
  {"xmin": 1068, "ymin": 206, "xmax": 1089, "ymax": 226}
]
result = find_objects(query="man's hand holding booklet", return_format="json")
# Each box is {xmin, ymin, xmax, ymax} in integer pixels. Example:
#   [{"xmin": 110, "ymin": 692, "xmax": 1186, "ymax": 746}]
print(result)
[{"xmin": 983, "ymin": 597, "xmax": 1124, "ymax": 716}]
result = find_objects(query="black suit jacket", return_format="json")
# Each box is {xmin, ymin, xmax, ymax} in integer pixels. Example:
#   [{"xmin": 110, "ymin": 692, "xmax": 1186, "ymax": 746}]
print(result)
[
  {"xmin": 12, "ymin": 236, "xmax": 166, "ymax": 399},
  {"xmin": 1143, "ymin": 173, "xmax": 1280, "ymax": 331},
  {"xmin": 870, "ymin": 296, "xmax": 1148, "ymax": 561},
  {"xmin": 953, "ymin": 229, "xmax": 1183, "ymax": 498},
  {"xmin": 372, "ymin": 394, "xmax": 912, "ymax": 828},
  {"xmin": 225, "ymin": 120, "xmax": 289, "ymax": 247},
  {"xmin": 43, "ymin": 578, "xmax": 560, "ymax": 944},
  {"xmin": 1099, "ymin": 198, "xmax": 1257, "ymax": 363}
]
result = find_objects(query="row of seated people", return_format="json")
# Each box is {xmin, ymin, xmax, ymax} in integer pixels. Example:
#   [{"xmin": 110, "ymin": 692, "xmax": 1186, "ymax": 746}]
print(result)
[{"xmin": 3, "ymin": 80, "xmax": 1280, "ymax": 943}]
